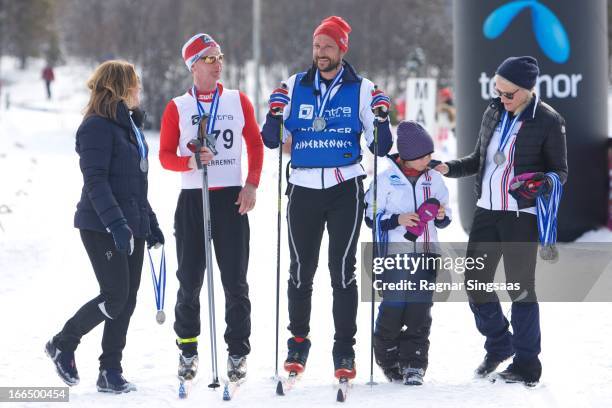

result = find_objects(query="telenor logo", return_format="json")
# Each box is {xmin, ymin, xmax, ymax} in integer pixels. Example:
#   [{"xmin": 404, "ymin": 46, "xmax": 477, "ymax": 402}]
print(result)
[{"xmin": 483, "ymin": 0, "xmax": 570, "ymax": 64}]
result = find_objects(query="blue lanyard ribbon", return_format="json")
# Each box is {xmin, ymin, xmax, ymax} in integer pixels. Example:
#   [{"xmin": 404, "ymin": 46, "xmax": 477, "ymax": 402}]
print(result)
[
  {"xmin": 128, "ymin": 115, "xmax": 147, "ymax": 160},
  {"xmin": 536, "ymin": 173, "xmax": 562, "ymax": 246},
  {"xmin": 375, "ymin": 212, "xmax": 389, "ymax": 258},
  {"xmin": 497, "ymin": 111, "xmax": 521, "ymax": 153},
  {"xmin": 313, "ymin": 67, "xmax": 344, "ymax": 118},
  {"xmin": 147, "ymin": 246, "xmax": 166, "ymax": 311},
  {"xmin": 192, "ymin": 85, "xmax": 220, "ymax": 135}
]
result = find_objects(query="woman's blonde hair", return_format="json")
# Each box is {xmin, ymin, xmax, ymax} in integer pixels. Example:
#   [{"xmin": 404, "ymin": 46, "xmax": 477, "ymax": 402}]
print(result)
[{"xmin": 84, "ymin": 60, "xmax": 139, "ymax": 120}]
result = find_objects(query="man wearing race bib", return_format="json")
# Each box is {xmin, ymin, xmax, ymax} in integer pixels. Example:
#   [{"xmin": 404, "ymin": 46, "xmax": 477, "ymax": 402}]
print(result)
[
  {"xmin": 159, "ymin": 33, "xmax": 263, "ymax": 382},
  {"xmin": 261, "ymin": 16, "xmax": 393, "ymax": 380}
]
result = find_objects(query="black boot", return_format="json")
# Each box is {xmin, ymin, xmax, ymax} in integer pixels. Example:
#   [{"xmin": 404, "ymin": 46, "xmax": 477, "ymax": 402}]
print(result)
[
  {"xmin": 284, "ymin": 337, "xmax": 311, "ymax": 374},
  {"xmin": 45, "ymin": 340, "xmax": 79, "ymax": 386},
  {"xmin": 475, "ymin": 354, "xmax": 511, "ymax": 378},
  {"xmin": 96, "ymin": 369, "xmax": 136, "ymax": 393},
  {"xmin": 497, "ymin": 360, "xmax": 541, "ymax": 387},
  {"xmin": 382, "ymin": 365, "xmax": 403, "ymax": 382},
  {"xmin": 373, "ymin": 337, "xmax": 402, "ymax": 382}
]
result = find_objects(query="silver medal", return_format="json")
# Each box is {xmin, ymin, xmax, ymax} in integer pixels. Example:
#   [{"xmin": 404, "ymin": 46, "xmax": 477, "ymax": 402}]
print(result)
[
  {"xmin": 156, "ymin": 310, "xmax": 166, "ymax": 325},
  {"xmin": 493, "ymin": 151, "xmax": 506, "ymax": 166},
  {"xmin": 140, "ymin": 157, "xmax": 149, "ymax": 172},
  {"xmin": 313, "ymin": 117, "xmax": 326, "ymax": 131},
  {"xmin": 539, "ymin": 245, "xmax": 559, "ymax": 263}
]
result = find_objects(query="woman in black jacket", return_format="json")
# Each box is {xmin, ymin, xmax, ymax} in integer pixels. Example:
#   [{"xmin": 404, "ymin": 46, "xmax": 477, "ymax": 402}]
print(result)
[
  {"xmin": 436, "ymin": 56, "xmax": 567, "ymax": 386},
  {"xmin": 45, "ymin": 60, "xmax": 164, "ymax": 393}
]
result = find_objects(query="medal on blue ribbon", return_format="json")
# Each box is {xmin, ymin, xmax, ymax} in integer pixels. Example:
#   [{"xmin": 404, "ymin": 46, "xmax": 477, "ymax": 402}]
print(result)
[
  {"xmin": 494, "ymin": 111, "xmax": 521, "ymax": 166},
  {"xmin": 147, "ymin": 246, "xmax": 167, "ymax": 324},
  {"xmin": 536, "ymin": 172, "xmax": 563, "ymax": 262},
  {"xmin": 313, "ymin": 67, "xmax": 344, "ymax": 131},
  {"xmin": 129, "ymin": 115, "xmax": 149, "ymax": 173}
]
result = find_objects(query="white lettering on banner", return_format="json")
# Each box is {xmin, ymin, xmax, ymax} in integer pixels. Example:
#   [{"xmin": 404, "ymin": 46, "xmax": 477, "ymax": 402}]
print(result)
[
  {"xmin": 406, "ymin": 78, "xmax": 437, "ymax": 136},
  {"xmin": 294, "ymin": 140, "xmax": 353, "ymax": 150},
  {"xmin": 479, "ymin": 72, "xmax": 583, "ymax": 99},
  {"xmin": 324, "ymin": 106, "xmax": 352, "ymax": 118},
  {"xmin": 302, "ymin": 127, "xmax": 353, "ymax": 133},
  {"xmin": 191, "ymin": 113, "xmax": 234, "ymax": 125},
  {"xmin": 208, "ymin": 158, "xmax": 237, "ymax": 166}
]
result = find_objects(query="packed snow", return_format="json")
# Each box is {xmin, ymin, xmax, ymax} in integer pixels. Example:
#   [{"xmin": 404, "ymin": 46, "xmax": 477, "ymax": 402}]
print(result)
[{"xmin": 1, "ymin": 58, "xmax": 611, "ymax": 407}]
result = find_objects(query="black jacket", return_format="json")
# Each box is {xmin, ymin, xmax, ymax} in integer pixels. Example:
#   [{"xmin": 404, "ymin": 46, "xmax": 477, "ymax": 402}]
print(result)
[
  {"xmin": 74, "ymin": 102, "xmax": 158, "ymax": 238},
  {"xmin": 445, "ymin": 96, "xmax": 568, "ymax": 209}
]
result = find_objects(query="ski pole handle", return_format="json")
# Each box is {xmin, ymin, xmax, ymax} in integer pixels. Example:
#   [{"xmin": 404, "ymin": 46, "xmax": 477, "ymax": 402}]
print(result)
[{"xmin": 187, "ymin": 138, "xmax": 204, "ymax": 170}]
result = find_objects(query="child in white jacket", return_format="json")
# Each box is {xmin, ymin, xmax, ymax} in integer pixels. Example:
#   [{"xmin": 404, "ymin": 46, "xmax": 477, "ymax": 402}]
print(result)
[{"xmin": 364, "ymin": 121, "xmax": 451, "ymax": 385}]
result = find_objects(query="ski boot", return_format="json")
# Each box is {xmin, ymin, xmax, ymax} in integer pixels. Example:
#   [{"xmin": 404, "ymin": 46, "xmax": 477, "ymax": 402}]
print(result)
[
  {"xmin": 284, "ymin": 336, "xmax": 311, "ymax": 374},
  {"xmin": 96, "ymin": 369, "xmax": 136, "ymax": 393},
  {"xmin": 45, "ymin": 340, "xmax": 79, "ymax": 386}
]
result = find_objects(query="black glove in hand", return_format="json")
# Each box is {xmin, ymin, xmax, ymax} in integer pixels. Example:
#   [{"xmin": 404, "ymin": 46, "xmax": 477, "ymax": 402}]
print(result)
[
  {"xmin": 110, "ymin": 221, "xmax": 134, "ymax": 255},
  {"xmin": 146, "ymin": 223, "xmax": 165, "ymax": 249}
]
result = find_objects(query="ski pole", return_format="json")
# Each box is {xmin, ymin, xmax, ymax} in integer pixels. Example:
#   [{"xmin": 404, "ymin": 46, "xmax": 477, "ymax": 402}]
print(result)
[
  {"xmin": 274, "ymin": 83, "xmax": 287, "ymax": 379},
  {"xmin": 188, "ymin": 112, "xmax": 220, "ymax": 389},
  {"xmin": 368, "ymin": 86, "xmax": 381, "ymax": 387}
]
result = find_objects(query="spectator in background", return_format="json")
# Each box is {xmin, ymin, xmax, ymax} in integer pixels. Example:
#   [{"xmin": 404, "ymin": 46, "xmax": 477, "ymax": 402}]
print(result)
[{"xmin": 42, "ymin": 64, "xmax": 55, "ymax": 99}]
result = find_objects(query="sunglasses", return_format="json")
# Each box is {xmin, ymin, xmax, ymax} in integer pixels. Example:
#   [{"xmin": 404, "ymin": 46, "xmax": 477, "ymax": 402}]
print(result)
[
  {"xmin": 199, "ymin": 54, "xmax": 224, "ymax": 64},
  {"xmin": 493, "ymin": 87, "xmax": 520, "ymax": 100}
]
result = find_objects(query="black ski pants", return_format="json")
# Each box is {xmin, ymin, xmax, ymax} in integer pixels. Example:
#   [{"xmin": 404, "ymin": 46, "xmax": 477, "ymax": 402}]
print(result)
[
  {"xmin": 173, "ymin": 188, "xmax": 251, "ymax": 357},
  {"xmin": 285, "ymin": 177, "xmax": 364, "ymax": 357}
]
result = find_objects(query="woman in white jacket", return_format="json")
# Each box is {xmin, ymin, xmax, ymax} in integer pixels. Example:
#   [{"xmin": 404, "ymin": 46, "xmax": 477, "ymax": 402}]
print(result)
[{"xmin": 364, "ymin": 121, "xmax": 451, "ymax": 386}]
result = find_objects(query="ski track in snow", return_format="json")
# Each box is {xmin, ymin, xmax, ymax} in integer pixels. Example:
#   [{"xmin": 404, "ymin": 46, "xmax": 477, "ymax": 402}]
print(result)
[{"xmin": 1, "ymin": 58, "xmax": 611, "ymax": 407}]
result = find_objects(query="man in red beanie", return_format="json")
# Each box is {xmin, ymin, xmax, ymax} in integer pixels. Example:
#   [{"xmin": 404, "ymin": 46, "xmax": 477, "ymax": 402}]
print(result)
[
  {"xmin": 261, "ymin": 16, "xmax": 393, "ymax": 381},
  {"xmin": 159, "ymin": 33, "xmax": 264, "ymax": 385}
]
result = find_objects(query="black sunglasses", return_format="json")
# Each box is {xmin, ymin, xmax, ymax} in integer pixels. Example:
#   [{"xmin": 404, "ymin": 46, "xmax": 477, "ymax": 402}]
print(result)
[{"xmin": 493, "ymin": 87, "xmax": 520, "ymax": 100}]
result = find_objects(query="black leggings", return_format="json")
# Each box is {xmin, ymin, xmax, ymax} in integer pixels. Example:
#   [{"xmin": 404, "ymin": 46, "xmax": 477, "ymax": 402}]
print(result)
[
  {"xmin": 53, "ymin": 229, "xmax": 145, "ymax": 371},
  {"xmin": 285, "ymin": 178, "xmax": 364, "ymax": 357}
]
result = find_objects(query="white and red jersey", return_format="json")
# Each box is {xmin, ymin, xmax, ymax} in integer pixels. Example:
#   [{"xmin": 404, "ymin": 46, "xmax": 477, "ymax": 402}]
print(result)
[{"xmin": 159, "ymin": 83, "xmax": 263, "ymax": 189}]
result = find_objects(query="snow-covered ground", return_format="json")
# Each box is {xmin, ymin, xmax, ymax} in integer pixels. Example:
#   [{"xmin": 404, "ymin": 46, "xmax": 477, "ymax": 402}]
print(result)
[{"xmin": 1, "ymin": 58, "xmax": 612, "ymax": 407}]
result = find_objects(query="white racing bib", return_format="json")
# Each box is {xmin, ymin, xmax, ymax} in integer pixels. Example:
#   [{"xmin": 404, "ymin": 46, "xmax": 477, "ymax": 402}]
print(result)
[{"xmin": 174, "ymin": 89, "xmax": 245, "ymax": 189}]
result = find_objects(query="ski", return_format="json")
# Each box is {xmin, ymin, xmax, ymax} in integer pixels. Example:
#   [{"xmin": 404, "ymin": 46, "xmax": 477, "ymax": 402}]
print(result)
[
  {"xmin": 178, "ymin": 378, "xmax": 193, "ymax": 399},
  {"xmin": 336, "ymin": 377, "xmax": 350, "ymax": 402},
  {"xmin": 276, "ymin": 371, "xmax": 299, "ymax": 396},
  {"xmin": 222, "ymin": 378, "xmax": 244, "ymax": 401}
]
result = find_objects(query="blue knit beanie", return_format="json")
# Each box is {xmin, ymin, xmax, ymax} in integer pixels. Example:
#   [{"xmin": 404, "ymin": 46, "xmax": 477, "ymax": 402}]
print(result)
[
  {"xmin": 496, "ymin": 56, "xmax": 539, "ymax": 90},
  {"xmin": 396, "ymin": 121, "xmax": 434, "ymax": 161}
]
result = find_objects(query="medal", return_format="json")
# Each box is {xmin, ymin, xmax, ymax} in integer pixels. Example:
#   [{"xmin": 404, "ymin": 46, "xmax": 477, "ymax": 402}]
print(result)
[
  {"xmin": 313, "ymin": 67, "xmax": 344, "ymax": 132},
  {"xmin": 539, "ymin": 244, "xmax": 558, "ymax": 263},
  {"xmin": 140, "ymin": 157, "xmax": 149, "ymax": 172},
  {"xmin": 536, "ymin": 173, "xmax": 562, "ymax": 264},
  {"xmin": 156, "ymin": 310, "xmax": 166, "ymax": 325},
  {"xmin": 494, "ymin": 111, "xmax": 521, "ymax": 167},
  {"xmin": 129, "ymin": 115, "xmax": 149, "ymax": 173},
  {"xmin": 313, "ymin": 117, "xmax": 326, "ymax": 131},
  {"xmin": 493, "ymin": 151, "xmax": 506, "ymax": 166}
]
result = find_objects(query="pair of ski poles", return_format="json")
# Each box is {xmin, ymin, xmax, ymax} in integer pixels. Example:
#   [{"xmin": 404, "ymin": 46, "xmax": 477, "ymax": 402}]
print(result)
[{"xmin": 186, "ymin": 112, "xmax": 221, "ymax": 389}]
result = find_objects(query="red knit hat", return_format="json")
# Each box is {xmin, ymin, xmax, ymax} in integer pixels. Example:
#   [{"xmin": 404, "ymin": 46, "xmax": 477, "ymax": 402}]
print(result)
[
  {"xmin": 181, "ymin": 33, "xmax": 220, "ymax": 70},
  {"xmin": 313, "ymin": 16, "xmax": 352, "ymax": 52}
]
